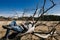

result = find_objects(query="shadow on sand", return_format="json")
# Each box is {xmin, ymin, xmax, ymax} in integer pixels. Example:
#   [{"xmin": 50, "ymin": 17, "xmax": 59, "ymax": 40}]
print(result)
[{"xmin": 0, "ymin": 32, "xmax": 21, "ymax": 40}]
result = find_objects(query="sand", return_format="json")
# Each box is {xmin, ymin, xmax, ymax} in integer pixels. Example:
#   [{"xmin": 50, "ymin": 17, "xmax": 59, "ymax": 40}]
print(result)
[{"xmin": 0, "ymin": 21, "xmax": 60, "ymax": 40}]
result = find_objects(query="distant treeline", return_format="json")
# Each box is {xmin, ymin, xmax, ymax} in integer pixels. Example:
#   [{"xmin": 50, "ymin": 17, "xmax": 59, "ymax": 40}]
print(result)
[
  {"xmin": 40, "ymin": 15, "xmax": 60, "ymax": 21},
  {"xmin": 0, "ymin": 15, "xmax": 60, "ymax": 21}
]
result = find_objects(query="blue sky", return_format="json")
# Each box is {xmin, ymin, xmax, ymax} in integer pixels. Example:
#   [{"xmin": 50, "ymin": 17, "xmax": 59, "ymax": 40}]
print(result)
[{"xmin": 0, "ymin": 0, "xmax": 60, "ymax": 17}]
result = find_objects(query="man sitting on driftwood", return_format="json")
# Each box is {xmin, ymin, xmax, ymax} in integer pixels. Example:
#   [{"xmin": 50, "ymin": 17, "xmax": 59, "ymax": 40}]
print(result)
[
  {"xmin": 2, "ymin": 20, "xmax": 56, "ymax": 39},
  {"xmin": 2, "ymin": 20, "xmax": 30, "ymax": 39}
]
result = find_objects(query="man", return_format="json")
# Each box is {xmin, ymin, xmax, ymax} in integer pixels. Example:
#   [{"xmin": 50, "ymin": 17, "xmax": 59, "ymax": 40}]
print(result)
[{"xmin": 2, "ymin": 20, "xmax": 27, "ymax": 39}]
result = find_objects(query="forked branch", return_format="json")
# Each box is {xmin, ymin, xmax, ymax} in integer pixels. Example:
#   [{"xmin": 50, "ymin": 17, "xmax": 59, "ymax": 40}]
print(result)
[{"xmin": 33, "ymin": 0, "xmax": 56, "ymax": 26}]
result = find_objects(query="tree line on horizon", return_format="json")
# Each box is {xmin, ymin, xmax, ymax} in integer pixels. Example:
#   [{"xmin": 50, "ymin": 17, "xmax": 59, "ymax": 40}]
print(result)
[{"xmin": 0, "ymin": 15, "xmax": 60, "ymax": 21}]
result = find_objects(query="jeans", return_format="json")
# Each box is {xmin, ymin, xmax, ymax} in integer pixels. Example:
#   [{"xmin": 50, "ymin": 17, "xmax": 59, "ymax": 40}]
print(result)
[{"xmin": 4, "ymin": 26, "xmax": 23, "ymax": 38}]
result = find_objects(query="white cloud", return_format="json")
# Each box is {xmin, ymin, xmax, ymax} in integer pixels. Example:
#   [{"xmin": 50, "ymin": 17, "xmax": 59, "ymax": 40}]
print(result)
[
  {"xmin": 0, "ymin": 11, "xmax": 23, "ymax": 17},
  {"xmin": 0, "ymin": 9, "xmax": 60, "ymax": 18},
  {"xmin": 47, "ymin": 11, "xmax": 60, "ymax": 16},
  {"xmin": 0, "ymin": 10, "xmax": 34, "ymax": 17}
]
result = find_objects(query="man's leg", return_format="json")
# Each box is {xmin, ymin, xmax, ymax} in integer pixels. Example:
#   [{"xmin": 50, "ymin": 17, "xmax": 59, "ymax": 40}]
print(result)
[
  {"xmin": 8, "ymin": 32, "xmax": 19, "ymax": 39},
  {"xmin": 4, "ymin": 29, "xmax": 10, "ymax": 38}
]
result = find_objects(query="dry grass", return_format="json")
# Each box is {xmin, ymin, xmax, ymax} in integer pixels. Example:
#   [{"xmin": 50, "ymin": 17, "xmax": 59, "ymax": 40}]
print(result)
[{"xmin": 0, "ymin": 21, "xmax": 60, "ymax": 40}]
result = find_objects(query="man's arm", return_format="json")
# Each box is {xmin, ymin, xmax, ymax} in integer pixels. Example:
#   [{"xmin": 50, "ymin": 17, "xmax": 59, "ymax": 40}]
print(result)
[{"xmin": 2, "ymin": 25, "xmax": 12, "ymax": 30}]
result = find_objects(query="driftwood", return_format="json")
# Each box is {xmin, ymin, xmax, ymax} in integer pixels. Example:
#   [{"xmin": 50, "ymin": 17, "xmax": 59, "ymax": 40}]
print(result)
[
  {"xmin": 15, "ymin": 0, "xmax": 57, "ymax": 40},
  {"xmin": 2, "ymin": 0, "xmax": 60, "ymax": 40}
]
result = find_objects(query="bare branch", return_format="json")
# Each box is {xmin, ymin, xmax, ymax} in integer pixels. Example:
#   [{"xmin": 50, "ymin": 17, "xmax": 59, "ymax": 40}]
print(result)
[
  {"xmin": 32, "ymin": 1, "xmax": 40, "ymax": 24},
  {"xmin": 44, "ymin": 4, "xmax": 56, "ymax": 13},
  {"xmin": 33, "ymin": 1, "xmax": 40, "ymax": 17},
  {"xmin": 42, "ymin": 0, "xmax": 46, "ymax": 13},
  {"xmin": 44, "ymin": 0, "xmax": 56, "ymax": 13},
  {"xmin": 22, "ymin": 9, "xmax": 26, "ymax": 17},
  {"xmin": 12, "ymin": 10, "xmax": 19, "ymax": 19},
  {"xmin": 38, "ymin": 7, "xmax": 43, "ymax": 16},
  {"xmin": 38, "ymin": 0, "xmax": 46, "ymax": 16},
  {"xmin": 33, "ymin": 0, "xmax": 46, "ymax": 24},
  {"xmin": 50, "ymin": 0, "xmax": 55, "ymax": 4},
  {"xmin": 33, "ymin": 0, "xmax": 56, "ymax": 27},
  {"xmin": 33, "ymin": 8, "xmax": 38, "ymax": 17}
]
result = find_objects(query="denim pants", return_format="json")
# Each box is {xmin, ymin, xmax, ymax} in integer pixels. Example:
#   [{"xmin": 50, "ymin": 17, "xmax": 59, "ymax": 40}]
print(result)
[{"xmin": 4, "ymin": 26, "xmax": 23, "ymax": 38}]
